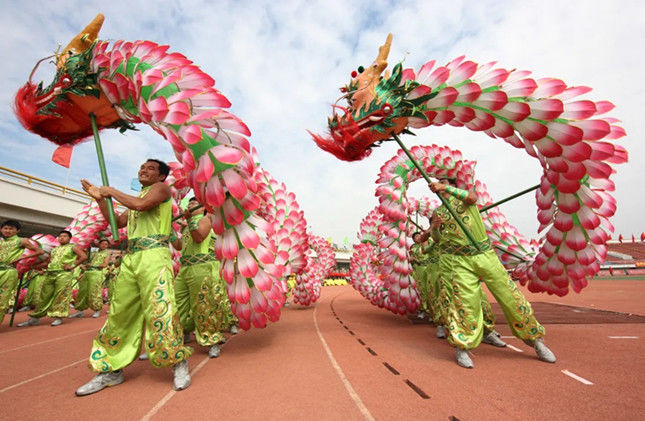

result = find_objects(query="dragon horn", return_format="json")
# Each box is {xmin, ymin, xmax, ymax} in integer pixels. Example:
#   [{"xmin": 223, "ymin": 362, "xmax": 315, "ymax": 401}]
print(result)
[
  {"xmin": 375, "ymin": 33, "xmax": 392, "ymax": 69},
  {"xmin": 57, "ymin": 13, "xmax": 104, "ymax": 67}
]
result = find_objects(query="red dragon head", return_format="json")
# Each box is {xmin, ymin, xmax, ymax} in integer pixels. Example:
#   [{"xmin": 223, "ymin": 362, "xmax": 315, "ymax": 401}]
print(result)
[
  {"xmin": 14, "ymin": 14, "xmax": 124, "ymax": 145},
  {"xmin": 309, "ymin": 34, "xmax": 414, "ymax": 161}
]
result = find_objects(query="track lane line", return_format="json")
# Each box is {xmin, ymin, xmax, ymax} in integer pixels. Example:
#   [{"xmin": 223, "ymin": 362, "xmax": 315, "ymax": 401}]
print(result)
[
  {"xmin": 140, "ymin": 355, "xmax": 210, "ymax": 421},
  {"xmin": 0, "ymin": 328, "xmax": 97, "ymax": 355},
  {"xmin": 0, "ymin": 357, "xmax": 87, "ymax": 393},
  {"xmin": 608, "ymin": 336, "xmax": 638, "ymax": 339},
  {"xmin": 506, "ymin": 344, "xmax": 523, "ymax": 353},
  {"xmin": 314, "ymin": 300, "xmax": 375, "ymax": 421},
  {"xmin": 562, "ymin": 370, "xmax": 593, "ymax": 385}
]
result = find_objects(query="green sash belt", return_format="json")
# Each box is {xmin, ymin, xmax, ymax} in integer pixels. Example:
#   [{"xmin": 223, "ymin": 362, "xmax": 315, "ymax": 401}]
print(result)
[
  {"xmin": 438, "ymin": 239, "xmax": 492, "ymax": 256},
  {"xmin": 180, "ymin": 253, "xmax": 216, "ymax": 266},
  {"xmin": 127, "ymin": 235, "xmax": 169, "ymax": 254}
]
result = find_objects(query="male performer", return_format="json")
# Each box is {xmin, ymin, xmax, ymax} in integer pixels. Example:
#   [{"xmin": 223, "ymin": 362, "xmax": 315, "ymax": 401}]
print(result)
[
  {"xmin": 20, "ymin": 261, "xmax": 48, "ymax": 311},
  {"xmin": 172, "ymin": 198, "xmax": 231, "ymax": 358},
  {"xmin": 429, "ymin": 178, "xmax": 555, "ymax": 368},
  {"xmin": 70, "ymin": 239, "xmax": 110, "ymax": 319},
  {"xmin": 18, "ymin": 230, "xmax": 85, "ymax": 327},
  {"xmin": 76, "ymin": 159, "xmax": 192, "ymax": 396},
  {"xmin": 1, "ymin": 220, "xmax": 43, "ymax": 324},
  {"xmin": 413, "ymin": 229, "xmax": 504, "ymax": 347}
]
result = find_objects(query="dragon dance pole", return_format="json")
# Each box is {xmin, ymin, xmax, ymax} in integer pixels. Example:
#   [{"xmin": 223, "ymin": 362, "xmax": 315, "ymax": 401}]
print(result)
[
  {"xmin": 171, "ymin": 204, "xmax": 204, "ymax": 222},
  {"xmin": 479, "ymin": 184, "xmax": 540, "ymax": 213},
  {"xmin": 89, "ymin": 113, "xmax": 120, "ymax": 241},
  {"xmin": 392, "ymin": 134, "xmax": 481, "ymax": 251},
  {"xmin": 8, "ymin": 277, "xmax": 24, "ymax": 327}
]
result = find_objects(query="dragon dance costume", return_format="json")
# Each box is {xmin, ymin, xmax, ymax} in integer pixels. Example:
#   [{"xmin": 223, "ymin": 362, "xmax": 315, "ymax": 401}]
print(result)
[
  {"xmin": 88, "ymin": 186, "xmax": 191, "ymax": 372},
  {"xmin": 23, "ymin": 270, "xmax": 46, "ymax": 309},
  {"xmin": 74, "ymin": 249, "xmax": 108, "ymax": 313},
  {"xmin": 433, "ymin": 191, "xmax": 545, "ymax": 351},
  {"xmin": 175, "ymin": 214, "xmax": 233, "ymax": 348},
  {"xmin": 30, "ymin": 243, "xmax": 77, "ymax": 319},
  {"xmin": 0, "ymin": 235, "xmax": 24, "ymax": 324}
]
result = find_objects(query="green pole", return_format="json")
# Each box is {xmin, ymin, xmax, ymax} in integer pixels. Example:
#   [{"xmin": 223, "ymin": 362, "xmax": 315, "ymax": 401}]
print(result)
[
  {"xmin": 493, "ymin": 245, "xmax": 527, "ymax": 262},
  {"xmin": 391, "ymin": 134, "xmax": 481, "ymax": 251},
  {"xmin": 89, "ymin": 113, "xmax": 120, "ymax": 241},
  {"xmin": 480, "ymin": 184, "xmax": 540, "ymax": 213}
]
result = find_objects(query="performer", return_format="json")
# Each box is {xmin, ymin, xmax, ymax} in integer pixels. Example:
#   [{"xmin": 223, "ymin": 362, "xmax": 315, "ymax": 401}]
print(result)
[
  {"xmin": 20, "ymin": 262, "xmax": 48, "ymax": 311},
  {"xmin": 18, "ymin": 230, "xmax": 85, "ymax": 327},
  {"xmin": 75, "ymin": 159, "xmax": 192, "ymax": 396},
  {"xmin": 410, "ymin": 234, "xmax": 432, "ymax": 320},
  {"xmin": 172, "ymin": 198, "xmax": 231, "ymax": 358},
  {"xmin": 70, "ymin": 239, "xmax": 110, "ymax": 319},
  {"xmin": 1, "ymin": 220, "xmax": 43, "ymax": 324},
  {"xmin": 413, "ymin": 229, "xmax": 504, "ymax": 347},
  {"xmin": 429, "ymin": 178, "xmax": 555, "ymax": 368}
]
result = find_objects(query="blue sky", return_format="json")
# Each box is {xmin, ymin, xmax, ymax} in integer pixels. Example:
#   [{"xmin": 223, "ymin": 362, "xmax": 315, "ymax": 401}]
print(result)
[{"xmin": 1, "ymin": 0, "xmax": 643, "ymax": 244}]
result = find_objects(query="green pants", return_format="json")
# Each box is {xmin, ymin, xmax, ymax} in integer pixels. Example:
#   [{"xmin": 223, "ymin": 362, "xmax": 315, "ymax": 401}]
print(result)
[
  {"xmin": 89, "ymin": 248, "xmax": 192, "ymax": 373},
  {"xmin": 440, "ymin": 250, "xmax": 544, "ymax": 350},
  {"xmin": 25, "ymin": 273, "xmax": 46, "ymax": 308},
  {"xmin": 412, "ymin": 264, "xmax": 431, "ymax": 314},
  {"xmin": 0, "ymin": 268, "xmax": 19, "ymax": 325},
  {"xmin": 175, "ymin": 261, "xmax": 232, "ymax": 346},
  {"xmin": 75, "ymin": 270, "xmax": 104, "ymax": 312},
  {"xmin": 30, "ymin": 270, "xmax": 74, "ymax": 319},
  {"xmin": 431, "ymin": 260, "xmax": 496, "ymax": 330}
]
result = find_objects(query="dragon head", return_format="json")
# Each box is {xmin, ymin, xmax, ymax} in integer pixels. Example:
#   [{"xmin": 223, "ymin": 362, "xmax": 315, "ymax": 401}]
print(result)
[
  {"xmin": 14, "ymin": 14, "xmax": 123, "ymax": 145},
  {"xmin": 310, "ymin": 34, "xmax": 435, "ymax": 161}
]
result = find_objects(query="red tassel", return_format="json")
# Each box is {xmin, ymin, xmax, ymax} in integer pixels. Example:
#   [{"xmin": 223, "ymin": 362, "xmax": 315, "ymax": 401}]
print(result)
[{"xmin": 52, "ymin": 144, "xmax": 73, "ymax": 168}]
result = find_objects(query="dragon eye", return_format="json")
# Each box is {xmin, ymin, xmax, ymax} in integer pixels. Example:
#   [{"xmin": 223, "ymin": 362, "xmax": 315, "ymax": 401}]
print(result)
[
  {"xmin": 351, "ymin": 70, "xmax": 357, "ymax": 78},
  {"xmin": 357, "ymin": 66, "xmax": 364, "ymax": 73}
]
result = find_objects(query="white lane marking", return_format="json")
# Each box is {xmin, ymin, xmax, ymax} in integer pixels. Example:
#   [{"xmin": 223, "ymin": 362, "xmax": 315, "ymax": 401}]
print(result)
[
  {"xmin": 314, "ymin": 304, "xmax": 375, "ymax": 421},
  {"xmin": 140, "ymin": 356, "xmax": 210, "ymax": 421},
  {"xmin": 608, "ymin": 336, "xmax": 638, "ymax": 339},
  {"xmin": 500, "ymin": 336, "xmax": 515, "ymax": 339},
  {"xmin": 562, "ymin": 370, "xmax": 594, "ymax": 385},
  {"xmin": 506, "ymin": 344, "xmax": 524, "ymax": 353},
  {"xmin": 0, "ymin": 358, "xmax": 87, "ymax": 393},
  {"xmin": 0, "ymin": 328, "xmax": 97, "ymax": 355}
]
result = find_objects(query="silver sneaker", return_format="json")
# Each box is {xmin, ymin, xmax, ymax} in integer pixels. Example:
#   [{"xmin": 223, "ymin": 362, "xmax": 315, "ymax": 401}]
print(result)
[
  {"xmin": 68, "ymin": 311, "xmax": 84, "ymax": 319},
  {"xmin": 173, "ymin": 360, "xmax": 191, "ymax": 391},
  {"xmin": 482, "ymin": 331, "xmax": 507, "ymax": 347},
  {"xmin": 75, "ymin": 371, "xmax": 124, "ymax": 396},
  {"xmin": 436, "ymin": 325, "xmax": 447, "ymax": 339},
  {"xmin": 456, "ymin": 349, "xmax": 474, "ymax": 369},
  {"xmin": 18, "ymin": 306, "xmax": 31, "ymax": 312},
  {"xmin": 230, "ymin": 325, "xmax": 239, "ymax": 335},
  {"xmin": 208, "ymin": 345, "xmax": 221, "ymax": 358},
  {"xmin": 17, "ymin": 317, "xmax": 40, "ymax": 327},
  {"xmin": 525, "ymin": 338, "xmax": 556, "ymax": 363},
  {"xmin": 138, "ymin": 352, "xmax": 149, "ymax": 360},
  {"xmin": 50, "ymin": 318, "xmax": 63, "ymax": 326},
  {"xmin": 92, "ymin": 311, "xmax": 100, "ymax": 318}
]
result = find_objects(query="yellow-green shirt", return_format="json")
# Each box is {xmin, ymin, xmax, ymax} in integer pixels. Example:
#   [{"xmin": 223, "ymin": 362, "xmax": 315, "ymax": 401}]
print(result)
[
  {"xmin": 48, "ymin": 244, "xmax": 76, "ymax": 271},
  {"xmin": 433, "ymin": 195, "xmax": 488, "ymax": 249},
  {"xmin": 0, "ymin": 235, "xmax": 23, "ymax": 265},
  {"xmin": 127, "ymin": 185, "xmax": 172, "ymax": 239},
  {"xmin": 181, "ymin": 214, "xmax": 212, "ymax": 257}
]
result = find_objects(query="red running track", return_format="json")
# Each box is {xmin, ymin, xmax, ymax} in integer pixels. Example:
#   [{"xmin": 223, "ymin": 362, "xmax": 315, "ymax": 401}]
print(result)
[{"xmin": 0, "ymin": 279, "xmax": 644, "ymax": 420}]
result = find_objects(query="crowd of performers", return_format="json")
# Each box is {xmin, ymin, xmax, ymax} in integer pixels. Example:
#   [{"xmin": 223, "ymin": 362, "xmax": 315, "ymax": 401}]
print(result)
[
  {"xmin": 0, "ymin": 159, "xmax": 243, "ymax": 396},
  {"xmin": 409, "ymin": 177, "xmax": 556, "ymax": 369}
]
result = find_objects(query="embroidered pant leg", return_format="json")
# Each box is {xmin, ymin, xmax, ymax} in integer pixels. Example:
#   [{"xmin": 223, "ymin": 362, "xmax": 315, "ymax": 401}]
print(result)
[
  {"xmin": 174, "ymin": 269, "xmax": 195, "ymax": 334},
  {"xmin": 475, "ymin": 250, "xmax": 545, "ymax": 341},
  {"xmin": 441, "ymin": 254, "xmax": 485, "ymax": 350},
  {"xmin": 0, "ymin": 268, "xmax": 19, "ymax": 324}
]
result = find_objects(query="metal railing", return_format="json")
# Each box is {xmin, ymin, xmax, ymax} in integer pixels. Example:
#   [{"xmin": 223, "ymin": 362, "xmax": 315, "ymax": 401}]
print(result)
[{"xmin": 0, "ymin": 165, "xmax": 125, "ymax": 211}]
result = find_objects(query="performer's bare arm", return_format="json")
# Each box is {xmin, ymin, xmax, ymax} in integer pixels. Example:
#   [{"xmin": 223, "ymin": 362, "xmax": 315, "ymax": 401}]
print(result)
[
  {"xmin": 81, "ymin": 179, "xmax": 129, "ymax": 228},
  {"xmin": 187, "ymin": 212, "xmax": 213, "ymax": 244},
  {"xmin": 20, "ymin": 238, "xmax": 43, "ymax": 257}
]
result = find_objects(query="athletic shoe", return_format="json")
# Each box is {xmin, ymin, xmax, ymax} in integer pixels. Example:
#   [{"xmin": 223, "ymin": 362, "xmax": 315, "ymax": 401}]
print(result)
[
  {"xmin": 482, "ymin": 331, "xmax": 507, "ymax": 347},
  {"xmin": 17, "ymin": 317, "xmax": 40, "ymax": 327},
  {"xmin": 138, "ymin": 352, "xmax": 149, "ymax": 360},
  {"xmin": 436, "ymin": 325, "xmax": 447, "ymax": 339},
  {"xmin": 456, "ymin": 349, "xmax": 474, "ymax": 369},
  {"xmin": 230, "ymin": 325, "xmax": 239, "ymax": 335},
  {"xmin": 75, "ymin": 370, "xmax": 124, "ymax": 396},
  {"xmin": 208, "ymin": 345, "xmax": 221, "ymax": 358},
  {"xmin": 173, "ymin": 360, "xmax": 191, "ymax": 391},
  {"xmin": 92, "ymin": 311, "xmax": 100, "ymax": 318},
  {"xmin": 68, "ymin": 311, "xmax": 84, "ymax": 319},
  {"xmin": 51, "ymin": 318, "xmax": 63, "ymax": 326},
  {"xmin": 524, "ymin": 338, "xmax": 556, "ymax": 363},
  {"xmin": 18, "ymin": 306, "xmax": 31, "ymax": 312}
]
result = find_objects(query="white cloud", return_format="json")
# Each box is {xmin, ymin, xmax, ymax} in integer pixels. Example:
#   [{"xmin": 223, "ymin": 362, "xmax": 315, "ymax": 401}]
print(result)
[{"xmin": 0, "ymin": 0, "xmax": 642, "ymax": 244}]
